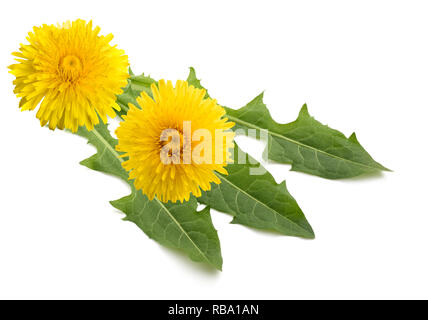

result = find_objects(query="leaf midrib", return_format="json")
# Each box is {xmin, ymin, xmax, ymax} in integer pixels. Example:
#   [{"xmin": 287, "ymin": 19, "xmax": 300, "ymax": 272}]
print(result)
[
  {"xmin": 154, "ymin": 200, "xmax": 213, "ymax": 266},
  {"xmin": 91, "ymin": 128, "xmax": 213, "ymax": 266},
  {"xmin": 215, "ymin": 172, "xmax": 312, "ymax": 237},
  {"xmin": 226, "ymin": 114, "xmax": 378, "ymax": 170},
  {"xmin": 91, "ymin": 128, "xmax": 124, "ymax": 163}
]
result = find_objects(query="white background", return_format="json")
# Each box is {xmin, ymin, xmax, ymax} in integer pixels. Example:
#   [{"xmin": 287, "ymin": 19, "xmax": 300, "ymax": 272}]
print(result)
[{"xmin": 1, "ymin": 0, "xmax": 427, "ymax": 299}]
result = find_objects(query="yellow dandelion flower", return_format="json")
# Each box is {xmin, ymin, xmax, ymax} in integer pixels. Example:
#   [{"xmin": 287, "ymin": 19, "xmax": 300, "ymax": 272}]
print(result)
[
  {"xmin": 116, "ymin": 80, "xmax": 235, "ymax": 203},
  {"xmin": 9, "ymin": 19, "xmax": 129, "ymax": 132}
]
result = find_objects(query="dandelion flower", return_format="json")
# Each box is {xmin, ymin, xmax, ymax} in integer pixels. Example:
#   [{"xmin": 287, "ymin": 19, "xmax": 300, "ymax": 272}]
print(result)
[
  {"xmin": 116, "ymin": 80, "xmax": 235, "ymax": 203},
  {"xmin": 9, "ymin": 19, "xmax": 129, "ymax": 132}
]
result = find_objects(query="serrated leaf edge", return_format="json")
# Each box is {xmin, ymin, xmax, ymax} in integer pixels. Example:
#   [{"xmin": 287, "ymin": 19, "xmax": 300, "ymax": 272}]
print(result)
[
  {"xmin": 226, "ymin": 95, "xmax": 389, "ymax": 173},
  {"xmin": 79, "ymin": 125, "xmax": 221, "ymax": 269},
  {"xmin": 215, "ymin": 173, "xmax": 314, "ymax": 238}
]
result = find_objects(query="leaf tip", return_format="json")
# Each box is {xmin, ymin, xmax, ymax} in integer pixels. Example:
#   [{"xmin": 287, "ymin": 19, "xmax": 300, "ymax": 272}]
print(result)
[
  {"xmin": 197, "ymin": 206, "xmax": 210, "ymax": 215},
  {"xmin": 79, "ymin": 157, "xmax": 92, "ymax": 168},
  {"xmin": 187, "ymin": 66, "xmax": 197, "ymax": 80},
  {"xmin": 249, "ymin": 91, "xmax": 265, "ymax": 105},
  {"xmin": 229, "ymin": 217, "xmax": 239, "ymax": 225},
  {"xmin": 305, "ymin": 232, "xmax": 316, "ymax": 239},
  {"xmin": 109, "ymin": 199, "xmax": 120, "ymax": 210},
  {"xmin": 348, "ymin": 132, "xmax": 361, "ymax": 145},
  {"xmin": 376, "ymin": 162, "xmax": 393, "ymax": 172},
  {"xmin": 299, "ymin": 103, "xmax": 310, "ymax": 117},
  {"xmin": 348, "ymin": 133, "xmax": 392, "ymax": 172}
]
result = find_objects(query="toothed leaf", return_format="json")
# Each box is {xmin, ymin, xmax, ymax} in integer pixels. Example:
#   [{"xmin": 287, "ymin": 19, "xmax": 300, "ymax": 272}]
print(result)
[
  {"xmin": 198, "ymin": 145, "xmax": 315, "ymax": 239},
  {"xmin": 116, "ymin": 72, "xmax": 156, "ymax": 117},
  {"xmin": 75, "ymin": 122, "xmax": 223, "ymax": 270},
  {"xmin": 111, "ymin": 190, "xmax": 223, "ymax": 270},
  {"xmin": 187, "ymin": 68, "xmax": 389, "ymax": 179}
]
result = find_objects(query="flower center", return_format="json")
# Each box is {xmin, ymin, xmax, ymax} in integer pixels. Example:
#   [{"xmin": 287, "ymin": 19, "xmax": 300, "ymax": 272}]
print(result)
[
  {"xmin": 159, "ymin": 128, "xmax": 190, "ymax": 164},
  {"xmin": 59, "ymin": 55, "xmax": 82, "ymax": 82}
]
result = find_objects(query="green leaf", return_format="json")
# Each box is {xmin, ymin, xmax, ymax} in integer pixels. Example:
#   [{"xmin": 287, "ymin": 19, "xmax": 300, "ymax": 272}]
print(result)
[
  {"xmin": 225, "ymin": 94, "xmax": 390, "ymax": 179},
  {"xmin": 117, "ymin": 67, "xmax": 205, "ymax": 118},
  {"xmin": 198, "ymin": 145, "xmax": 315, "ymax": 239},
  {"xmin": 111, "ymin": 189, "xmax": 223, "ymax": 270},
  {"xmin": 188, "ymin": 68, "xmax": 313, "ymax": 237},
  {"xmin": 76, "ymin": 122, "xmax": 128, "ymax": 181},
  {"xmin": 116, "ymin": 72, "xmax": 156, "ymax": 118},
  {"xmin": 75, "ymin": 122, "xmax": 223, "ymax": 270},
  {"xmin": 116, "ymin": 68, "xmax": 313, "ymax": 238},
  {"xmin": 186, "ymin": 67, "xmax": 389, "ymax": 179},
  {"xmin": 116, "ymin": 67, "xmax": 205, "ymax": 119},
  {"xmin": 187, "ymin": 67, "xmax": 210, "ymax": 97}
]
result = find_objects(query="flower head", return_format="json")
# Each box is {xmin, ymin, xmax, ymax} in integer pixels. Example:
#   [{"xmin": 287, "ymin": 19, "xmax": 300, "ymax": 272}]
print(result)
[
  {"xmin": 9, "ymin": 20, "xmax": 129, "ymax": 132},
  {"xmin": 116, "ymin": 80, "xmax": 235, "ymax": 203}
]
